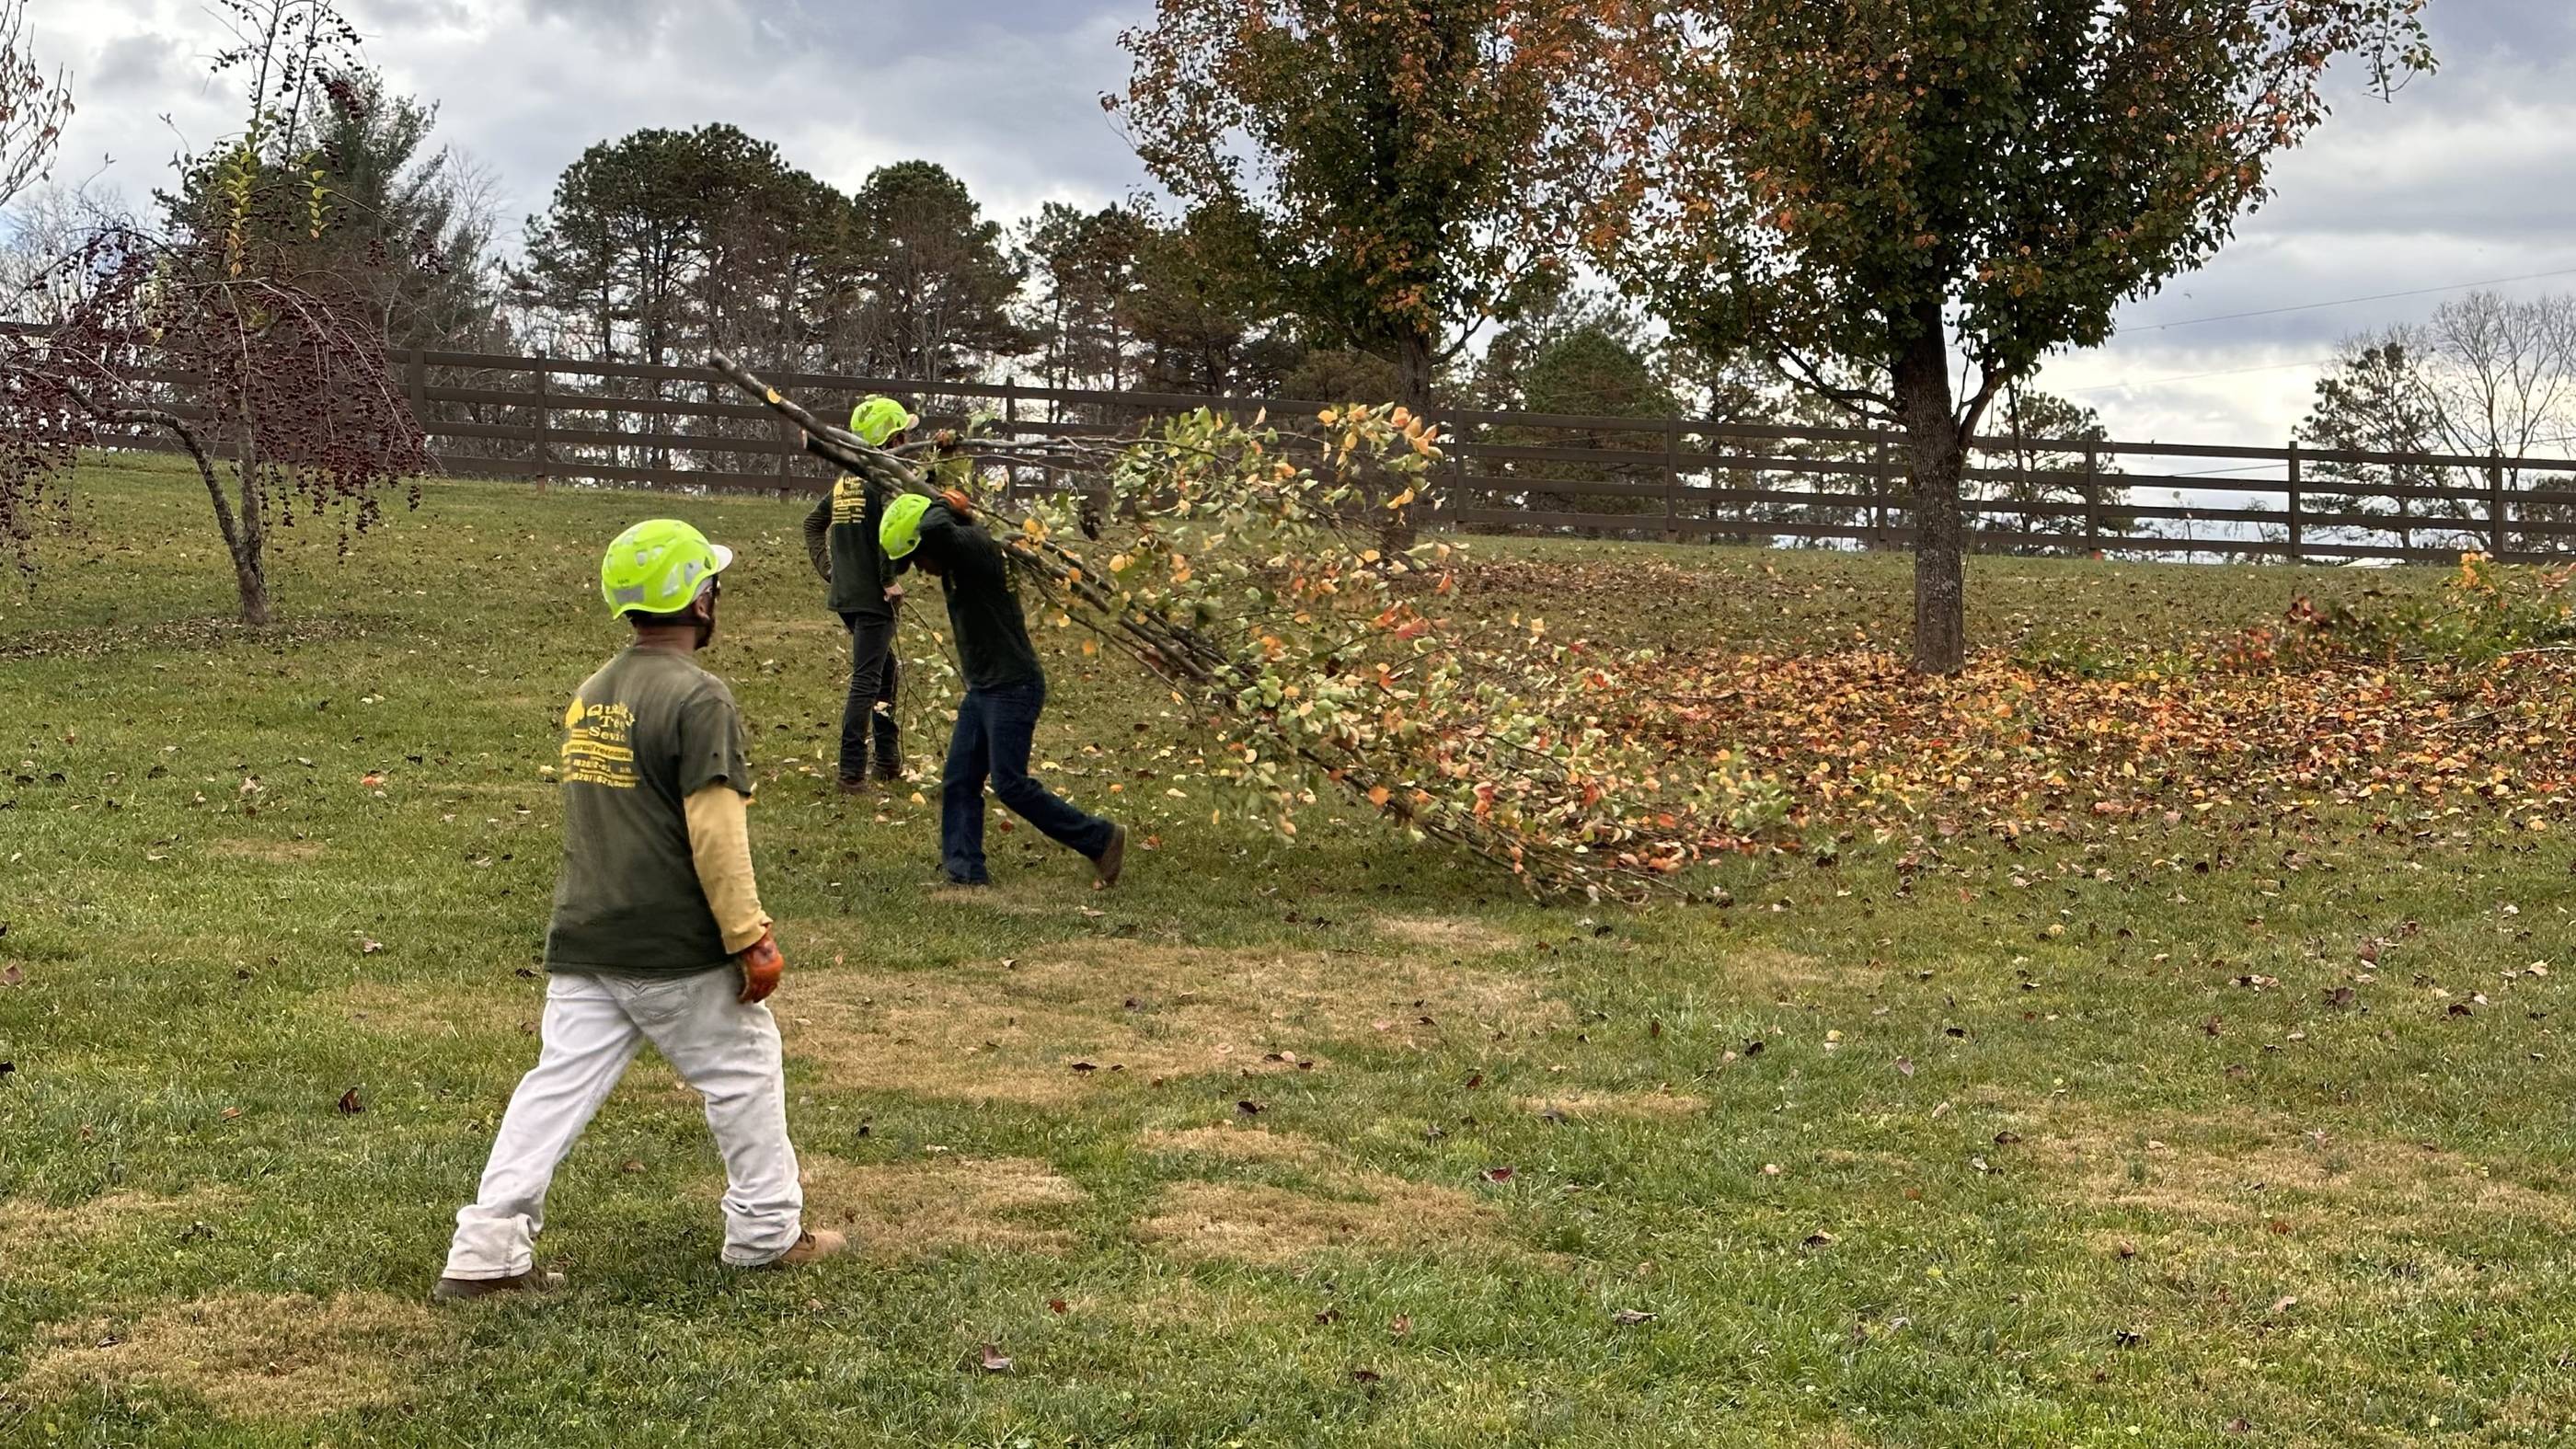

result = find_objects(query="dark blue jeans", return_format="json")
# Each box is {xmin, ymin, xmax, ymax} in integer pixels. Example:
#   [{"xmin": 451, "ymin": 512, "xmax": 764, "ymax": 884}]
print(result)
[
  {"xmin": 838, "ymin": 615, "xmax": 899, "ymax": 780},
  {"xmin": 941, "ymin": 680, "xmax": 1113, "ymax": 883}
]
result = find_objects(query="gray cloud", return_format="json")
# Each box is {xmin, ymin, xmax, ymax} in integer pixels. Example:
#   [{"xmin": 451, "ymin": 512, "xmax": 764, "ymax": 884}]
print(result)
[{"xmin": 88, "ymin": 32, "xmax": 186, "ymax": 97}]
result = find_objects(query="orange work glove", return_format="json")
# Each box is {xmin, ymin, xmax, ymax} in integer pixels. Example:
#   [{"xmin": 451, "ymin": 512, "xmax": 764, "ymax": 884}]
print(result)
[
  {"xmin": 940, "ymin": 487, "xmax": 976, "ymax": 520},
  {"xmin": 736, "ymin": 929, "xmax": 784, "ymax": 1004}
]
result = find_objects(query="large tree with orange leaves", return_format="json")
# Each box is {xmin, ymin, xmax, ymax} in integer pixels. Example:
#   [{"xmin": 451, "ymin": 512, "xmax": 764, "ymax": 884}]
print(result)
[
  {"xmin": 1600, "ymin": 1, "xmax": 2434, "ymax": 673},
  {"xmin": 1110, "ymin": 0, "xmax": 1650, "ymax": 418}
]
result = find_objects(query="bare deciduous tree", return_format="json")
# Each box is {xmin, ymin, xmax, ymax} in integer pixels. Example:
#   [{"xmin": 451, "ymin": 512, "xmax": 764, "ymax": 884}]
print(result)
[{"xmin": 2300, "ymin": 291, "xmax": 2576, "ymax": 549}]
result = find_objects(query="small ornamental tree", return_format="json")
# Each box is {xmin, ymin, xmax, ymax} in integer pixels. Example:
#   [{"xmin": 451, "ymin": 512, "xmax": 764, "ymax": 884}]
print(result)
[
  {"xmin": 0, "ymin": 0, "xmax": 70, "ymax": 558},
  {"xmin": 0, "ymin": 0, "xmax": 428, "ymax": 623},
  {"xmin": 1598, "ymin": 1, "xmax": 2433, "ymax": 673}
]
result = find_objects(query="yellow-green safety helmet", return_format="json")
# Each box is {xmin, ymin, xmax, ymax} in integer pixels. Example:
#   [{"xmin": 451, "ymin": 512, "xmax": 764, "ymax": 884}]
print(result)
[
  {"xmin": 851, "ymin": 396, "xmax": 920, "ymax": 447},
  {"xmin": 600, "ymin": 518, "xmax": 733, "ymax": 617},
  {"xmin": 880, "ymin": 493, "xmax": 934, "ymax": 561}
]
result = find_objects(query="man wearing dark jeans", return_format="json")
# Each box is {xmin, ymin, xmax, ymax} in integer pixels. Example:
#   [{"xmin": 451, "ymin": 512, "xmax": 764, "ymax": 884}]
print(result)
[
  {"xmin": 880, "ymin": 491, "xmax": 1126, "ymax": 888},
  {"xmin": 800, "ymin": 397, "xmax": 916, "ymax": 789}
]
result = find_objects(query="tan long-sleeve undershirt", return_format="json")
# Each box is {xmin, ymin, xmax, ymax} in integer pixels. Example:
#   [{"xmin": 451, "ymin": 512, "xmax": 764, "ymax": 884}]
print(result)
[{"xmin": 684, "ymin": 785, "xmax": 772, "ymax": 953}]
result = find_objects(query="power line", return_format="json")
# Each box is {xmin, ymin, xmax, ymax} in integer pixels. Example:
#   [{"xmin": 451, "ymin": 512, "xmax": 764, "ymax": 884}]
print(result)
[
  {"xmin": 2125, "ymin": 266, "xmax": 2576, "ymax": 332},
  {"xmin": 2065, "ymin": 356, "xmax": 2337, "ymax": 393}
]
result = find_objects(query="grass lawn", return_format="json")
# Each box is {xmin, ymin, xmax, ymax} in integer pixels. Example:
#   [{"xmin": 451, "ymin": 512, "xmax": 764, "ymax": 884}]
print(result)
[{"xmin": 7, "ymin": 456, "xmax": 2576, "ymax": 1447}]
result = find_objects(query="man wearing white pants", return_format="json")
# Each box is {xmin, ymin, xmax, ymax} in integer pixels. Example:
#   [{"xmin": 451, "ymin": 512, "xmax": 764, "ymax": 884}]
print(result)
[{"xmin": 436, "ymin": 519, "xmax": 846, "ymax": 1300}]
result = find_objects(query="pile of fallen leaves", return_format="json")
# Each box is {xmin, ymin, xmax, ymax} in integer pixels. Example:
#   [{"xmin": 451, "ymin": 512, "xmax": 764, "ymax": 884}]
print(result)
[{"xmin": 1612, "ymin": 614, "xmax": 2576, "ymax": 850}]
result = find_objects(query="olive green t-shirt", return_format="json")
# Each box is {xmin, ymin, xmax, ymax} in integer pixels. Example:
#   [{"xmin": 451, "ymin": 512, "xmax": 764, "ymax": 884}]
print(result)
[
  {"xmin": 801, "ymin": 475, "xmax": 894, "ymax": 623},
  {"xmin": 544, "ymin": 647, "xmax": 753, "ymax": 977}
]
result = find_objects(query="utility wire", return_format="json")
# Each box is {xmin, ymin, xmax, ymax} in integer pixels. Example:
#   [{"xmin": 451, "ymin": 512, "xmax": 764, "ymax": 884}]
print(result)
[
  {"xmin": 2124, "ymin": 265, "xmax": 2576, "ymax": 332},
  {"xmin": 2064, "ymin": 356, "xmax": 2338, "ymax": 393}
]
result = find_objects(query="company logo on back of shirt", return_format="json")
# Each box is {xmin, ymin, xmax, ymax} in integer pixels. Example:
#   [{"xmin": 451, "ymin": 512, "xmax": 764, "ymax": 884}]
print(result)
[
  {"xmin": 832, "ymin": 477, "xmax": 868, "ymax": 525},
  {"xmin": 562, "ymin": 697, "xmax": 639, "ymax": 788}
]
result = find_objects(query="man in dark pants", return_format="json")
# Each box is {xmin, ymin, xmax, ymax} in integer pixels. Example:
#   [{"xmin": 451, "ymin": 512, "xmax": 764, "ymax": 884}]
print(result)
[
  {"xmin": 880, "ymin": 492, "xmax": 1126, "ymax": 888},
  {"xmin": 800, "ymin": 396, "xmax": 916, "ymax": 791}
]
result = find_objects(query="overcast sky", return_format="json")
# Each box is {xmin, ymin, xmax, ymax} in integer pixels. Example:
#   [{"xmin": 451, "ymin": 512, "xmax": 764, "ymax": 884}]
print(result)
[{"xmin": 28, "ymin": 0, "xmax": 2576, "ymax": 452}]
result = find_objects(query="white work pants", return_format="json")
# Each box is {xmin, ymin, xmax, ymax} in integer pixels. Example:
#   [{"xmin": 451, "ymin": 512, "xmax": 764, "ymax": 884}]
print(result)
[{"xmin": 443, "ymin": 966, "xmax": 804, "ymax": 1277}]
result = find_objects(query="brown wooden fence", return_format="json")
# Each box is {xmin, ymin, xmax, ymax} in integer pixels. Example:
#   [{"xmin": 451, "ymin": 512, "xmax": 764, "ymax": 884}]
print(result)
[{"xmin": 102, "ymin": 343, "xmax": 2576, "ymax": 565}]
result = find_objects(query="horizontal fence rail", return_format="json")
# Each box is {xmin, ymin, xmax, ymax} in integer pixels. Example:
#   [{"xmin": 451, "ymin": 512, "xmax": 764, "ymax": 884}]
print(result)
[{"xmin": 66, "ymin": 340, "xmax": 2576, "ymax": 566}]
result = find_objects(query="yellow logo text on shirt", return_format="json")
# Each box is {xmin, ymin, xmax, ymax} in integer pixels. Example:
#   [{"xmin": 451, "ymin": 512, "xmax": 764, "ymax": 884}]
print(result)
[
  {"xmin": 831, "ymin": 476, "xmax": 868, "ymax": 525},
  {"xmin": 562, "ymin": 698, "xmax": 639, "ymax": 788}
]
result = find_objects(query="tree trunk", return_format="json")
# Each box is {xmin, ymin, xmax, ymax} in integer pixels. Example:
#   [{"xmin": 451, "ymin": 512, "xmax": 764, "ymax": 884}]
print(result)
[
  {"xmin": 228, "ymin": 540, "xmax": 273, "ymax": 627},
  {"xmin": 1385, "ymin": 330, "xmax": 1436, "ymax": 553},
  {"xmin": 232, "ymin": 450, "xmax": 273, "ymax": 628},
  {"xmin": 63, "ymin": 388, "xmax": 271, "ymax": 624},
  {"xmin": 1892, "ymin": 299, "xmax": 1968, "ymax": 674},
  {"xmin": 1396, "ymin": 332, "xmax": 1435, "ymax": 413}
]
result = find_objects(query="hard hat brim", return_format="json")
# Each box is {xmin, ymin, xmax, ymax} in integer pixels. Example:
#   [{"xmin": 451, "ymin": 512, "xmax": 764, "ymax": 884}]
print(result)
[{"xmin": 708, "ymin": 543, "xmax": 736, "ymax": 574}]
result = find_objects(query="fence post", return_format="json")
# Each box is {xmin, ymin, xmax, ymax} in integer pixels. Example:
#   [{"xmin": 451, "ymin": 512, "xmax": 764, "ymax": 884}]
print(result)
[
  {"xmin": 1003, "ymin": 376, "xmax": 1020, "ymax": 503},
  {"xmin": 533, "ymin": 362, "xmax": 552, "ymax": 481},
  {"xmin": 2285, "ymin": 442, "xmax": 2303, "ymax": 565},
  {"xmin": 770, "ymin": 359, "xmax": 792, "ymax": 490},
  {"xmin": 1662, "ymin": 419, "xmax": 1682, "ymax": 543},
  {"xmin": 407, "ymin": 347, "xmax": 431, "ymax": 466},
  {"xmin": 1870, "ymin": 433, "xmax": 1890, "ymax": 549},
  {"xmin": 2082, "ymin": 441, "xmax": 2101, "ymax": 556},
  {"xmin": 1447, "ymin": 418, "xmax": 1468, "ymax": 533},
  {"xmin": 2490, "ymin": 453, "xmax": 2509, "ymax": 557}
]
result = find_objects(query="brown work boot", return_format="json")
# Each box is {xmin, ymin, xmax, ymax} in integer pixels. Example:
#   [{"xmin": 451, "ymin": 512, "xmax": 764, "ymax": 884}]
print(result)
[
  {"xmin": 871, "ymin": 759, "xmax": 904, "ymax": 786},
  {"xmin": 835, "ymin": 776, "xmax": 869, "ymax": 796},
  {"xmin": 1093, "ymin": 822, "xmax": 1128, "ymax": 890},
  {"xmin": 431, "ymin": 1269, "xmax": 563, "ymax": 1303},
  {"xmin": 766, "ymin": 1229, "xmax": 849, "ymax": 1268}
]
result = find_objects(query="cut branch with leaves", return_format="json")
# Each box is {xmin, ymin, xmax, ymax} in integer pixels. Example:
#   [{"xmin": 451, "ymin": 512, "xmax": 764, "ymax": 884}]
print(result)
[{"xmin": 715, "ymin": 351, "xmax": 1778, "ymax": 899}]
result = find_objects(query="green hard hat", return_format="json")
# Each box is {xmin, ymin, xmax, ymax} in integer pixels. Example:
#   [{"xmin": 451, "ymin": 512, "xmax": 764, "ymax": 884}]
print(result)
[
  {"xmin": 880, "ymin": 493, "xmax": 934, "ymax": 561},
  {"xmin": 600, "ymin": 518, "xmax": 734, "ymax": 617},
  {"xmin": 850, "ymin": 396, "xmax": 920, "ymax": 447}
]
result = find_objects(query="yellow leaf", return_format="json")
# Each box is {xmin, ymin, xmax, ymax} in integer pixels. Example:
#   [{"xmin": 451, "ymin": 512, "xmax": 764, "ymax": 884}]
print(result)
[{"xmin": 1386, "ymin": 488, "xmax": 1416, "ymax": 510}]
